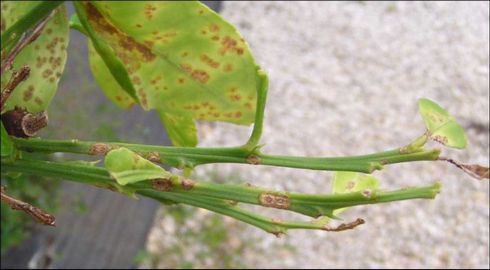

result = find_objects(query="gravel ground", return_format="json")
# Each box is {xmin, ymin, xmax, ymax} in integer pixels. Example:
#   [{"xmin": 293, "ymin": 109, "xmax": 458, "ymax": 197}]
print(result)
[{"xmin": 146, "ymin": 2, "xmax": 489, "ymax": 268}]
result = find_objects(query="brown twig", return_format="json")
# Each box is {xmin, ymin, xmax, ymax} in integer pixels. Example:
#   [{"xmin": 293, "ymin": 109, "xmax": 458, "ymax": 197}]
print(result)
[
  {"xmin": 440, "ymin": 157, "xmax": 489, "ymax": 180},
  {"xmin": 0, "ymin": 9, "xmax": 56, "ymax": 75},
  {"xmin": 323, "ymin": 218, "xmax": 365, "ymax": 232},
  {"xmin": 0, "ymin": 186, "xmax": 56, "ymax": 226},
  {"xmin": 0, "ymin": 65, "xmax": 30, "ymax": 111}
]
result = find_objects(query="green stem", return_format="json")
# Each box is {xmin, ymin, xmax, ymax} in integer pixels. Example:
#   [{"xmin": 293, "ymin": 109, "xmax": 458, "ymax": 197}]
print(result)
[
  {"xmin": 12, "ymin": 138, "xmax": 440, "ymax": 173},
  {"xmin": 2, "ymin": 158, "xmax": 440, "ymax": 219},
  {"xmin": 243, "ymin": 70, "xmax": 268, "ymax": 152}
]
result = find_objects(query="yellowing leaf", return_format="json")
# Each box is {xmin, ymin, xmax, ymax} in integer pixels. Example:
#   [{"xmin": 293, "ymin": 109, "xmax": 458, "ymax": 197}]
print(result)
[
  {"xmin": 77, "ymin": 1, "xmax": 265, "ymax": 145},
  {"xmin": 158, "ymin": 111, "xmax": 198, "ymax": 147},
  {"xmin": 418, "ymin": 98, "xmax": 467, "ymax": 149}
]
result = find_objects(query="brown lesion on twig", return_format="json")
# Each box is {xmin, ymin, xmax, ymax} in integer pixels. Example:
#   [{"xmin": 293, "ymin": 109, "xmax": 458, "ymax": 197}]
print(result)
[
  {"xmin": 440, "ymin": 157, "xmax": 489, "ymax": 180},
  {"xmin": 88, "ymin": 143, "xmax": 111, "ymax": 155},
  {"xmin": 259, "ymin": 193, "xmax": 290, "ymax": 209},
  {"xmin": 1, "ymin": 107, "xmax": 48, "ymax": 137},
  {"xmin": 323, "ymin": 218, "xmax": 365, "ymax": 232},
  {"xmin": 1, "ymin": 65, "xmax": 30, "ymax": 111},
  {"xmin": 181, "ymin": 178, "xmax": 195, "ymax": 190},
  {"xmin": 1, "ymin": 186, "xmax": 56, "ymax": 226},
  {"xmin": 152, "ymin": 178, "xmax": 173, "ymax": 191},
  {"xmin": 146, "ymin": 152, "xmax": 161, "ymax": 163},
  {"xmin": 246, "ymin": 155, "xmax": 261, "ymax": 165}
]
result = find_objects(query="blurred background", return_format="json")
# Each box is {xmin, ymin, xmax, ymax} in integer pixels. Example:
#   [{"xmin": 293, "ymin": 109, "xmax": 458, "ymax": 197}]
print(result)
[{"xmin": 1, "ymin": 1, "xmax": 489, "ymax": 268}]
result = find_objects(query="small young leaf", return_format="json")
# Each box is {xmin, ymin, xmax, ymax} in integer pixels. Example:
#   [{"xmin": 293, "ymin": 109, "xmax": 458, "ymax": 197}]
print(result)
[
  {"xmin": 332, "ymin": 172, "xmax": 379, "ymax": 215},
  {"xmin": 1, "ymin": 122, "xmax": 14, "ymax": 157},
  {"xmin": 104, "ymin": 147, "xmax": 171, "ymax": 186},
  {"xmin": 418, "ymin": 98, "xmax": 467, "ymax": 149},
  {"xmin": 1, "ymin": 2, "xmax": 69, "ymax": 113},
  {"xmin": 314, "ymin": 172, "xmax": 379, "ymax": 226},
  {"xmin": 158, "ymin": 111, "xmax": 198, "ymax": 147}
]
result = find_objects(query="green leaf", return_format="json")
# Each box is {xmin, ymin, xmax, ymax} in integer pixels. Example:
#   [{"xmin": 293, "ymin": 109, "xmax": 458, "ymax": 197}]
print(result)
[
  {"xmin": 158, "ymin": 111, "xmax": 198, "ymax": 147},
  {"xmin": 1, "ymin": 2, "xmax": 69, "ymax": 113},
  {"xmin": 1, "ymin": 122, "xmax": 14, "ymax": 157},
  {"xmin": 80, "ymin": 1, "xmax": 264, "ymax": 126},
  {"xmin": 418, "ymin": 98, "xmax": 467, "ymax": 149},
  {"xmin": 104, "ymin": 147, "xmax": 171, "ymax": 186},
  {"xmin": 332, "ymin": 172, "xmax": 379, "ymax": 215}
]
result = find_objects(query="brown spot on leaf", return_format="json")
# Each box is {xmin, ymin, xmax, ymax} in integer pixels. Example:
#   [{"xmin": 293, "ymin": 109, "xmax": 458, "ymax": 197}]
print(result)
[
  {"xmin": 138, "ymin": 88, "xmax": 148, "ymax": 108},
  {"xmin": 191, "ymin": 70, "xmax": 210, "ymax": 84},
  {"xmin": 34, "ymin": 97, "xmax": 43, "ymax": 106},
  {"xmin": 180, "ymin": 63, "xmax": 192, "ymax": 73},
  {"xmin": 146, "ymin": 152, "xmax": 161, "ymax": 163},
  {"xmin": 200, "ymin": 54, "xmax": 220, "ymax": 68},
  {"xmin": 244, "ymin": 102, "xmax": 253, "ymax": 110},
  {"xmin": 23, "ymin": 85, "xmax": 34, "ymax": 101},
  {"xmin": 361, "ymin": 189, "xmax": 372, "ymax": 198},
  {"xmin": 230, "ymin": 94, "xmax": 241, "ymax": 102},
  {"xmin": 144, "ymin": 4, "xmax": 157, "ymax": 19},
  {"xmin": 42, "ymin": 69, "xmax": 53, "ymax": 79},
  {"xmin": 234, "ymin": 112, "xmax": 242, "ymax": 118},
  {"xmin": 46, "ymin": 28, "xmax": 52, "ymax": 34},
  {"xmin": 132, "ymin": 76, "xmax": 142, "ymax": 85},
  {"xmin": 259, "ymin": 193, "xmax": 290, "ymax": 209},
  {"xmin": 178, "ymin": 78, "xmax": 185, "ymax": 84},
  {"xmin": 208, "ymin": 24, "xmax": 220, "ymax": 32},
  {"xmin": 219, "ymin": 36, "xmax": 244, "ymax": 56},
  {"xmin": 224, "ymin": 63, "xmax": 233, "ymax": 72},
  {"xmin": 135, "ymin": 23, "xmax": 143, "ymax": 28},
  {"xmin": 85, "ymin": 2, "xmax": 118, "ymax": 34},
  {"xmin": 431, "ymin": 135, "xmax": 448, "ymax": 145},
  {"xmin": 346, "ymin": 181, "xmax": 356, "ymax": 190}
]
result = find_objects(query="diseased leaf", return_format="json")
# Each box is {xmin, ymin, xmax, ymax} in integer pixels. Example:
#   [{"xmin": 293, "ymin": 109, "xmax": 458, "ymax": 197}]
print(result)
[
  {"xmin": 158, "ymin": 111, "xmax": 197, "ymax": 147},
  {"xmin": 80, "ymin": 1, "xmax": 264, "ymax": 140},
  {"xmin": 88, "ymin": 41, "xmax": 135, "ymax": 108},
  {"xmin": 105, "ymin": 147, "xmax": 171, "ymax": 186},
  {"xmin": 1, "ymin": 122, "xmax": 14, "ymax": 157},
  {"xmin": 1, "ymin": 1, "xmax": 63, "ymax": 52},
  {"xmin": 332, "ymin": 172, "xmax": 379, "ymax": 216},
  {"xmin": 418, "ymin": 98, "xmax": 467, "ymax": 149},
  {"xmin": 314, "ymin": 172, "xmax": 380, "ymax": 226},
  {"xmin": 1, "ymin": 2, "xmax": 69, "ymax": 113}
]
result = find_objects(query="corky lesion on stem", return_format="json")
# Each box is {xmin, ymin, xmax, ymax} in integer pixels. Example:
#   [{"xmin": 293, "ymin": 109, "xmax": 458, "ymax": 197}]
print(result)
[{"xmin": 0, "ymin": 185, "xmax": 56, "ymax": 226}]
